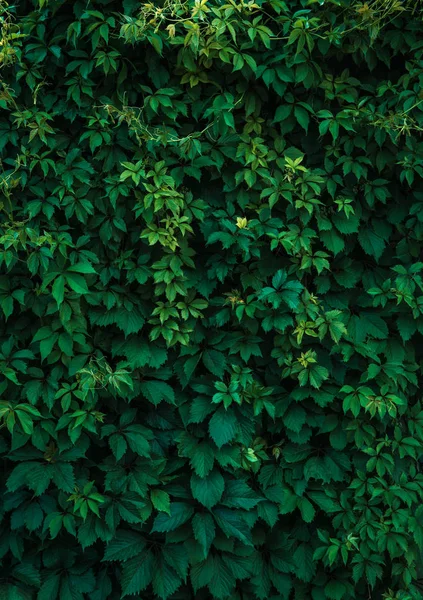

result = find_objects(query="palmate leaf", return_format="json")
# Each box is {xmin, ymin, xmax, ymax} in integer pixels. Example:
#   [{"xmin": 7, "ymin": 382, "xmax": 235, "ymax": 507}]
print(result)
[{"xmin": 2, "ymin": 0, "xmax": 423, "ymax": 598}]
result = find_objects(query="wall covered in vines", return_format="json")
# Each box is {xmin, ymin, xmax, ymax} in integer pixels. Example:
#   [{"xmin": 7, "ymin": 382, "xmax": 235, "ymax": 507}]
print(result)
[{"xmin": 1, "ymin": 0, "xmax": 423, "ymax": 599}]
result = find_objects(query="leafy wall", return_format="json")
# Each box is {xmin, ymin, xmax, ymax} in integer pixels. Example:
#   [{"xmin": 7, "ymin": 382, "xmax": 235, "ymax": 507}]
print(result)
[{"xmin": 1, "ymin": 0, "xmax": 423, "ymax": 599}]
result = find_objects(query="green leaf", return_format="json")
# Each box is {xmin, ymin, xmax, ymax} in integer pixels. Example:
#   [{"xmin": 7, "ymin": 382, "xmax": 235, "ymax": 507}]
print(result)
[
  {"xmin": 358, "ymin": 228, "xmax": 386, "ymax": 261},
  {"xmin": 257, "ymin": 501, "xmax": 278, "ymax": 527},
  {"xmin": 151, "ymin": 489, "xmax": 171, "ymax": 514},
  {"xmin": 109, "ymin": 433, "xmax": 127, "ymax": 460},
  {"xmin": 121, "ymin": 551, "xmax": 154, "ymax": 597},
  {"xmin": 307, "ymin": 492, "xmax": 339, "ymax": 513},
  {"xmin": 325, "ymin": 580, "xmax": 347, "ymax": 600},
  {"xmin": 140, "ymin": 381, "xmax": 175, "ymax": 406},
  {"xmin": 191, "ymin": 470, "xmax": 224, "ymax": 508},
  {"xmin": 293, "ymin": 543, "xmax": 315, "ymax": 582},
  {"xmin": 3, "ymin": 4, "xmax": 423, "ymax": 597},
  {"xmin": 65, "ymin": 272, "xmax": 89, "ymax": 294},
  {"xmin": 192, "ymin": 513, "xmax": 216, "ymax": 556},
  {"xmin": 152, "ymin": 555, "xmax": 182, "ymax": 599},
  {"xmin": 208, "ymin": 556, "xmax": 236, "ymax": 599},
  {"xmin": 212, "ymin": 508, "xmax": 253, "ymax": 546},
  {"xmin": 298, "ymin": 497, "xmax": 315, "ymax": 522},
  {"xmin": 52, "ymin": 275, "xmax": 65, "ymax": 306},
  {"xmin": 294, "ymin": 106, "xmax": 310, "ymax": 132},
  {"xmin": 151, "ymin": 502, "xmax": 194, "ymax": 533},
  {"xmin": 68, "ymin": 262, "xmax": 97, "ymax": 274},
  {"xmin": 274, "ymin": 105, "xmax": 292, "ymax": 123},
  {"xmin": 209, "ymin": 409, "xmax": 237, "ymax": 448},
  {"xmin": 103, "ymin": 530, "xmax": 146, "ymax": 562},
  {"xmin": 202, "ymin": 349, "xmax": 226, "ymax": 377},
  {"xmin": 190, "ymin": 442, "xmax": 215, "ymax": 477},
  {"xmin": 23, "ymin": 503, "xmax": 43, "ymax": 532},
  {"xmin": 50, "ymin": 462, "xmax": 75, "ymax": 493},
  {"xmin": 222, "ymin": 479, "xmax": 262, "ymax": 509}
]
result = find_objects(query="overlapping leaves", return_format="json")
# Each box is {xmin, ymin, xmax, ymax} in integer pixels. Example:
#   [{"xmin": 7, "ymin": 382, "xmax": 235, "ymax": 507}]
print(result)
[{"xmin": 0, "ymin": 1, "xmax": 423, "ymax": 599}]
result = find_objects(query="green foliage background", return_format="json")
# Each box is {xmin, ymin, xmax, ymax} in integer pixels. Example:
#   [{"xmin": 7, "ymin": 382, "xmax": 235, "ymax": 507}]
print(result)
[{"xmin": 1, "ymin": 0, "xmax": 423, "ymax": 598}]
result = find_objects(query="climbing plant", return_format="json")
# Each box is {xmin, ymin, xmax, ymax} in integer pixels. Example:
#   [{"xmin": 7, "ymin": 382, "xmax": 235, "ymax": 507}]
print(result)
[{"xmin": 1, "ymin": 0, "xmax": 423, "ymax": 598}]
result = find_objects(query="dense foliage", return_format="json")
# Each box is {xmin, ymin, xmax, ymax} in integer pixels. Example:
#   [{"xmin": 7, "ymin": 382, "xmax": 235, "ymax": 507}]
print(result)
[{"xmin": 1, "ymin": 0, "xmax": 423, "ymax": 598}]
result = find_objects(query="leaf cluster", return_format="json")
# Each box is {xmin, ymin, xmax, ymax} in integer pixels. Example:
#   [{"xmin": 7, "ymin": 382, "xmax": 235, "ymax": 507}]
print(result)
[{"xmin": 0, "ymin": 1, "xmax": 423, "ymax": 599}]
